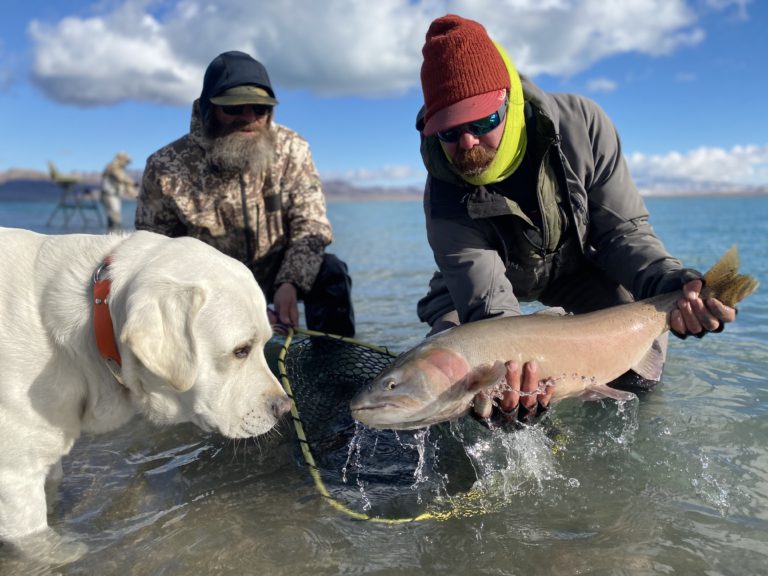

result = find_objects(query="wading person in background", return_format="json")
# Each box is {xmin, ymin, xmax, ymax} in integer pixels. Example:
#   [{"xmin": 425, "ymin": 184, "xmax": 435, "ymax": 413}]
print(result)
[
  {"xmin": 414, "ymin": 15, "xmax": 737, "ymax": 425},
  {"xmin": 137, "ymin": 50, "xmax": 355, "ymax": 336},
  {"xmin": 101, "ymin": 151, "xmax": 136, "ymax": 231}
]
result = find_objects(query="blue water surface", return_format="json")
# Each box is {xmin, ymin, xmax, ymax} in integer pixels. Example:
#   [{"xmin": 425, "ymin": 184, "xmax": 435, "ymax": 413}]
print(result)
[{"xmin": 1, "ymin": 194, "xmax": 766, "ymax": 575}]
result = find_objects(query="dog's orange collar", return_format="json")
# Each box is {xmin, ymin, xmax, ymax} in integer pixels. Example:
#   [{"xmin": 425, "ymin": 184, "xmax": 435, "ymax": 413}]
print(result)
[{"xmin": 93, "ymin": 257, "xmax": 122, "ymax": 373}]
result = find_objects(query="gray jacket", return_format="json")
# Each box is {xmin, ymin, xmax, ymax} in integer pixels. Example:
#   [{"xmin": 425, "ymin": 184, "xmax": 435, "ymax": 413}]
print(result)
[{"xmin": 418, "ymin": 76, "xmax": 699, "ymax": 324}]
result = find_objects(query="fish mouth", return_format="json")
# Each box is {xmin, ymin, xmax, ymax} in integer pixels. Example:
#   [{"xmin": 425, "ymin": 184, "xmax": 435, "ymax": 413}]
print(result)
[
  {"xmin": 350, "ymin": 401, "xmax": 401, "ymax": 414},
  {"xmin": 350, "ymin": 403, "xmax": 433, "ymax": 431},
  {"xmin": 353, "ymin": 413, "xmax": 431, "ymax": 431}
]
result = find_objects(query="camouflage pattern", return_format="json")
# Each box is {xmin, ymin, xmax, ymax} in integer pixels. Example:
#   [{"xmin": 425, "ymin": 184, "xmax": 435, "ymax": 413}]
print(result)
[
  {"xmin": 102, "ymin": 154, "xmax": 135, "ymax": 229},
  {"xmin": 102, "ymin": 155, "xmax": 135, "ymax": 193},
  {"xmin": 136, "ymin": 101, "xmax": 333, "ymax": 295}
]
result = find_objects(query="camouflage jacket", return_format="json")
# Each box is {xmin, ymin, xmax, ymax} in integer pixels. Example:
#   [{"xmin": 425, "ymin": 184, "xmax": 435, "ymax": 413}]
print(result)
[{"xmin": 136, "ymin": 101, "xmax": 332, "ymax": 295}]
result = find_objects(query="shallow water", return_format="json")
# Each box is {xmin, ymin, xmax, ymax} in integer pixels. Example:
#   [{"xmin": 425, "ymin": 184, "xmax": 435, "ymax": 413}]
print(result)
[{"xmin": 1, "ymin": 196, "xmax": 767, "ymax": 575}]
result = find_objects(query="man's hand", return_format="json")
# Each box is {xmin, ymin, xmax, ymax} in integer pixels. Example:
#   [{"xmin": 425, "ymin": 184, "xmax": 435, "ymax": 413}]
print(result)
[
  {"xmin": 269, "ymin": 283, "xmax": 299, "ymax": 332},
  {"xmin": 669, "ymin": 279, "xmax": 736, "ymax": 338},
  {"xmin": 473, "ymin": 360, "xmax": 555, "ymax": 425}
]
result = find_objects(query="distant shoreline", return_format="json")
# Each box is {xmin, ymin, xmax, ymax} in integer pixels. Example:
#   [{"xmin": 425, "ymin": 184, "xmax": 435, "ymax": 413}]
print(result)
[{"xmin": 1, "ymin": 171, "xmax": 766, "ymax": 202}]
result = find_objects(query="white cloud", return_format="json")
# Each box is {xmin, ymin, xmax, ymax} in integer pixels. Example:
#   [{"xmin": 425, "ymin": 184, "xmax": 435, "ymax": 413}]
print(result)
[
  {"xmin": 704, "ymin": 0, "xmax": 750, "ymax": 20},
  {"xmin": 627, "ymin": 145, "xmax": 768, "ymax": 187},
  {"xmin": 26, "ymin": 0, "xmax": 724, "ymax": 106},
  {"xmin": 28, "ymin": 4, "xmax": 200, "ymax": 105},
  {"xmin": 586, "ymin": 77, "xmax": 617, "ymax": 93},
  {"xmin": 454, "ymin": 0, "xmax": 703, "ymax": 76},
  {"xmin": 337, "ymin": 145, "xmax": 768, "ymax": 189},
  {"xmin": 323, "ymin": 164, "xmax": 425, "ymax": 186},
  {"xmin": 675, "ymin": 72, "xmax": 697, "ymax": 82}
]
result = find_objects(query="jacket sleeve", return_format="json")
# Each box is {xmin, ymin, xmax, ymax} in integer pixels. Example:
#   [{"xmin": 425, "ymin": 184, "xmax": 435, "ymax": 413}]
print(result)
[
  {"xmin": 425, "ymin": 180, "xmax": 522, "ymax": 323},
  {"xmin": 273, "ymin": 137, "xmax": 333, "ymax": 293},
  {"xmin": 134, "ymin": 154, "xmax": 188, "ymax": 238},
  {"xmin": 558, "ymin": 95, "xmax": 701, "ymax": 298}
]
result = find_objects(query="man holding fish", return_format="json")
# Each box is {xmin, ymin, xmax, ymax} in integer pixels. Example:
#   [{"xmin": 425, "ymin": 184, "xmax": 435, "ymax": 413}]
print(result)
[{"xmin": 403, "ymin": 15, "xmax": 738, "ymax": 426}]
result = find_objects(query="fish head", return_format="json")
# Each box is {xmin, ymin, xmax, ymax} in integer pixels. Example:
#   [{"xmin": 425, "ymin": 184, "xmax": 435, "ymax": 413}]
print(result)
[{"xmin": 349, "ymin": 345, "xmax": 474, "ymax": 430}]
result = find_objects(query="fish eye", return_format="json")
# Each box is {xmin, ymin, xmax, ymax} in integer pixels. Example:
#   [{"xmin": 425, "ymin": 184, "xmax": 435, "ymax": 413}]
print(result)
[{"xmin": 383, "ymin": 378, "xmax": 397, "ymax": 391}]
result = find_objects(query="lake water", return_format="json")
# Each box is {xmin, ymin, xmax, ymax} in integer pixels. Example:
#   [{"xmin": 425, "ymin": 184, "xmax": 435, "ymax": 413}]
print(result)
[{"xmin": 1, "ymin": 195, "xmax": 767, "ymax": 575}]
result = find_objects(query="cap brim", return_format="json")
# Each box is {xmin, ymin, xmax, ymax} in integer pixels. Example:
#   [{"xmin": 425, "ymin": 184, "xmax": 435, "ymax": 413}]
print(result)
[
  {"xmin": 209, "ymin": 94, "xmax": 278, "ymax": 106},
  {"xmin": 423, "ymin": 89, "xmax": 507, "ymax": 136}
]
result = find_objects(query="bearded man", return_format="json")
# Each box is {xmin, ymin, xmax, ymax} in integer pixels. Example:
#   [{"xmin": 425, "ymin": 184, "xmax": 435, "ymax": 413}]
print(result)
[
  {"xmin": 137, "ymin": 51, "xmax": 354, "ymax": 336},
  {"xmin": 413, "ymin": 15, "xmax": 737, "ymax": 425}
]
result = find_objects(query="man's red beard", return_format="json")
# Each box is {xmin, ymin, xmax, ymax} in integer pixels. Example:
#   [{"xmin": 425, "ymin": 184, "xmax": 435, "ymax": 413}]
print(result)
[{"xmin": 452, "ymin": 145, "xmax": 496, "ymax": 177}]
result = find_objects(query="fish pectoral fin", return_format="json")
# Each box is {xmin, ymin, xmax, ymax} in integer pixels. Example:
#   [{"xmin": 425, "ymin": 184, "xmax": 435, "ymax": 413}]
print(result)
[
  {"xmin": 579, "ymin": 384, "xmax": 637, "ymax": 402},
  {"xmin": 466, "ymin": 361, "xmax": 507, "ymax": 394},
  {"xmin": 630, "ymin": 333, "xmax": 668, "ymax": 382}
]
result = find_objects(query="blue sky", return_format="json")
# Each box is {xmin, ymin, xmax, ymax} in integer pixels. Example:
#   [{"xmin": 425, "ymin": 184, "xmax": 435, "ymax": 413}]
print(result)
[{"xmin": 1, "ymin": 0, "xmax": 766, "ymax": 190}]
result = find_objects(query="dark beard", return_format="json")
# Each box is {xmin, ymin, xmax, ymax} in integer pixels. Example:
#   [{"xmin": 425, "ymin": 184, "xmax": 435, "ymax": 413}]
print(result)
[
  {"xmin": 206, "ymin": 121, "xmax": 276, "ymax": 174},
  {"xmin": 452, "ymin": 145, "xmax": 497, "ymax": 177}
]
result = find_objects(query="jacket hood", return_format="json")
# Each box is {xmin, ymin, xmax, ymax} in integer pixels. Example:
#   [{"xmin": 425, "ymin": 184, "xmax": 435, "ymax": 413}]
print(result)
[{"xmin": 199, "ymin": 51, "xmax": 276, "ymax": 120}]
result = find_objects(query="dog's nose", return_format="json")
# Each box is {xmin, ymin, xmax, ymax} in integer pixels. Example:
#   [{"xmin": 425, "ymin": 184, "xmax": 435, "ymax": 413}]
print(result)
[{"xmin": 271, "ymin": 395, "xmax": 292, "ymax": 418}]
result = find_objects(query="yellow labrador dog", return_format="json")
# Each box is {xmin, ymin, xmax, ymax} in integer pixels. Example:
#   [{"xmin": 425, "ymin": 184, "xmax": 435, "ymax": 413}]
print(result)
[{"xmin": 0, "ymin": 227, "xmax": 291, "ymax": 561}]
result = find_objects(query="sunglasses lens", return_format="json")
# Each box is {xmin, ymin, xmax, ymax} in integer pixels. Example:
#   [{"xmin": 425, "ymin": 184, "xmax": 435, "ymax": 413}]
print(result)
[
  {"xmin": 436, "ymin": 108, "xmax": 503, "ymax": 143},
  {"xmin": 436, "ymin": 128, "xmax": 461, "ymax": 143},
  {"xmin": 221, "ymin": 105, "xmax": 243, "ymax": 115},
  {"xmin": 220, "ymin": 104, "xmax": 271, "ymax": 116},
  {"xmin": 470, "ymin": 112, "xmax": 500, "ymax": 135}
]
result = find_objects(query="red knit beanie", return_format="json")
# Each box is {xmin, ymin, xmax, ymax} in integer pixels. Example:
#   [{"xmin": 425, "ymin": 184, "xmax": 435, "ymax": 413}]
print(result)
[{"xmin": 421, "ymin": 15, "xmax": 509, "ymax": 136}]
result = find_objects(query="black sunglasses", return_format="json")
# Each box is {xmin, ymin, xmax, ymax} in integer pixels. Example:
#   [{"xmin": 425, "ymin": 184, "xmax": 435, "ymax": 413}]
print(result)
[
  {"xmin": 219, "ymin": 104, "xmax": 272, "ymax": 117},
  {"xmin": 436, "ymin": 100, "xmax": 508, "ymax": 143}
]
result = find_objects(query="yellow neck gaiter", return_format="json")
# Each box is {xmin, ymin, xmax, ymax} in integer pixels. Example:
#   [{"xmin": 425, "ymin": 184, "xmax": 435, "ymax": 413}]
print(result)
[{"xmin": 442, "ymin": 41, "xmax": 527, "ymax": 186}]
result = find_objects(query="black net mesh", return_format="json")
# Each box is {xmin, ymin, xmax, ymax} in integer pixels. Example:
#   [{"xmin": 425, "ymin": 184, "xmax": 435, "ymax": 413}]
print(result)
[{"xmin": 267, "ymin": 331, "xmax": 484, "ymax": 521}]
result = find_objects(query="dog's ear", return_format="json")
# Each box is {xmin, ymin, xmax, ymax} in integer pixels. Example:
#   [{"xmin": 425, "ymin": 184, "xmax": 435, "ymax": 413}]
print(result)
[{"xmin": 121, "ymin": 285, "xmax": 205, "ymax": 392}]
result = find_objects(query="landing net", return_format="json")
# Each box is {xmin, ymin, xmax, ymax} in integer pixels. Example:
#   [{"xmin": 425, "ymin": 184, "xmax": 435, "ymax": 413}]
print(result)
[{"xmin": 271, "ymin": 327, "xmax": 502, "ymax": 523}]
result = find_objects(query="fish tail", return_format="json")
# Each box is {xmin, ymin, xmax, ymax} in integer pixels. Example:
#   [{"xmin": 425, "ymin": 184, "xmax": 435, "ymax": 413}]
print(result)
[{"xmin": 702, "ymin": 245, "xmax": 759, "ymax": 307}]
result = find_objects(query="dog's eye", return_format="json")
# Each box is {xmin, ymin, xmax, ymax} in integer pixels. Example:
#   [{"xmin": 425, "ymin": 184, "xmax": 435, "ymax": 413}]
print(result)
[{"xmin": 233, "ymin": 345, "xmax": 252, "ymax": 359}]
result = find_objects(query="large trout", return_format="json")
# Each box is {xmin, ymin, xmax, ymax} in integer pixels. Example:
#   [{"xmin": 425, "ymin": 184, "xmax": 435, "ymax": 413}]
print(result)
[{"xmin": 350, "ymin": 246, "xmax": 758, "ymax": 430}]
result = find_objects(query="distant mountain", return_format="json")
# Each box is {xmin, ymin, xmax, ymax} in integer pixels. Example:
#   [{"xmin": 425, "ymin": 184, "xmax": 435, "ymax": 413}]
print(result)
[
  {"xmin": 0, "ymin": 170, "xmax": 422, "ymax": 202},
  {"xmin": 0, "ymin": 168, "xmax": 102, "ymax": 186},
  {"xmin": 322, "ymin": 179, "xmax": 422, "ymax": 201},
  {"xmin": 0, "ymin": 168, "xmax": 104, "ymax": 202},
  {"xmin": 0, "ymin": 169, "xmax": 764, "ymax": 201},
  {"xmin": 635, "ymin": 177, "xmax": 768, "ymax": 197}
]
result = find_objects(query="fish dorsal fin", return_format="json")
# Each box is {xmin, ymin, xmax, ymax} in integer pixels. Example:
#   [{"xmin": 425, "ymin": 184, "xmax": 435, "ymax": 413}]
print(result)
[
  {"xmin": 466, "ymin": 361, "xmax": 507, "ymax": 393},
  {"xmin": 579, "ymin": 384, "xmax": 636, "ymax": 402},
  {"xmin": 630, "ymin": 333, "xmax": 668, "ymax": 382}
]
